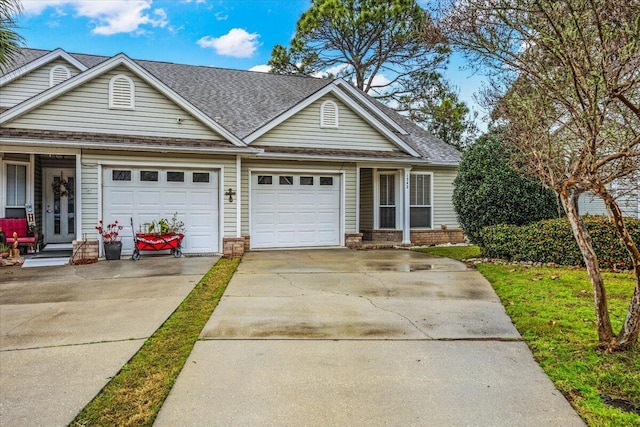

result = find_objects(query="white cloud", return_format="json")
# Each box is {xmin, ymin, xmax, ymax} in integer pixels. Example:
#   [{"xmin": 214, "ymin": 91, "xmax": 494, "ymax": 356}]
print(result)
[
  {"xmin": 197, "ymin": 28, "xmax": 260, "ymax": 58},
  {"xmin": 248, "ymin": 64, "xmax": 271, "ymax": 73},
  {"xmin": 21, "ymin": 0, "xmax": 168, "ymax": 35},
  {"xmin": 214, "ymin": 11, "xmax": 228, "ymax": 21}
]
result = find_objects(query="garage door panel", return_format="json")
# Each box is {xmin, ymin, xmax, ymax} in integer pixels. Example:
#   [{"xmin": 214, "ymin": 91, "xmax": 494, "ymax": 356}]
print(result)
[
  {"xmin": 251, "ymin": 173, "xmax": 341, "ymax": 249},
  {"xmin": 103, "ymin": 167, "xmax": 219, "ymax": 254}
]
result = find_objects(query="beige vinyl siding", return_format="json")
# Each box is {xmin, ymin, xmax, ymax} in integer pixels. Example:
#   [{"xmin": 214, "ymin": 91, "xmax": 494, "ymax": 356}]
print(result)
[
  {"xmin": 240, "ymin": 160, "xmax": 358, "ymax": 236},
  {"xmin": 359, "ymin": 168, "xmax": 374, "ymax": 229},
  {"xmin": 1, "ymin": 59, "xmax": 80, "ymax": 108},
  {"xmin": 6, "ymin": 66, "xmax": 224, "ymax": 140},
  {"xmin": 80, "ymin": 152, "xmax": 237, "ymax": 241},
  {"xmin": 415, "ymin": 166, "xmax": 460, "ymax": 228},
  {"xmin": 253, "ymin": 95, "xmax": 399, "ymax": 152}
]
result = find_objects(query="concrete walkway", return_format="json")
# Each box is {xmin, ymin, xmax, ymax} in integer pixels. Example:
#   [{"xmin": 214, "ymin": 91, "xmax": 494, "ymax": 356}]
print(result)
[
  {"xmin": 0, "ymin": 256, "xmax": 218, "ymax": 427},
  {"xmin": 155, "ymin": 249, "xmax": 584, "ymax": 426}
]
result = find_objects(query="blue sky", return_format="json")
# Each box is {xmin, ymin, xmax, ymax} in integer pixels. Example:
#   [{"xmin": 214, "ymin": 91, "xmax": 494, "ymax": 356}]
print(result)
[{"xmin": 15, "ymin": 0, "xmax": 488, "ymax": 128}]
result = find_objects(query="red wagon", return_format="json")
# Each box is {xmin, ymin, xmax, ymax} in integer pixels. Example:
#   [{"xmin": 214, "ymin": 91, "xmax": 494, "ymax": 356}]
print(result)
[
  {"xmin": 132, "ymin": 232, "xmax": 184, "ymax": 260},
  {"xmin": 130, "ymin": 218, "xmax": 184, "ymax": 260}
]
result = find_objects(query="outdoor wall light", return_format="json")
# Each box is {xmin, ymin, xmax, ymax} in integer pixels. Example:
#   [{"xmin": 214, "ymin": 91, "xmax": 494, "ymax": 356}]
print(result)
[{"xmin": 224, "ymin": 188, "xmax": 236, "ymax": 202}]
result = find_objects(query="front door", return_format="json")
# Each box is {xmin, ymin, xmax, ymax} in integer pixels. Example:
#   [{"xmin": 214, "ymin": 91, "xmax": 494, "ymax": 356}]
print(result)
[
  {"xmin": 44, "ymin": 168, "xmax": 76, "ymax": 244},
  {"xmin": 379, "ymin": 173, "xmax": 396, "ymax": 228}
]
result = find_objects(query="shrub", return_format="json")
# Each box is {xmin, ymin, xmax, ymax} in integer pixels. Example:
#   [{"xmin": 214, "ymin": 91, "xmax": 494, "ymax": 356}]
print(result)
[
  {"xmin": 453, "ymin": 132, "xmax": 559, "ymax": 245},
  {"xmin": 481, "ymin": 215, "xmax": 640, "ymax": 269}
]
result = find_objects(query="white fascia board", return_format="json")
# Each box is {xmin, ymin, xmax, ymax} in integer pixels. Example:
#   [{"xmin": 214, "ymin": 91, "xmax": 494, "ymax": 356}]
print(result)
[
  {"xmin": 0, "ymin": 48, "xmax": 88, "ymax": 86},
  {"xmin": 243, "ymin": 83, "xmax": 420, "ymax": 157},
  {"xmin": 0, "ymin": 54, "xmax": 246, "ymax": 147},
  {"xmin": 254, "ymin": 151, "xmax": 427, "ymax": 164},
  {"xmin": 0, "ymin": 138, "xmax": 260, "ymax": 155},
  {"xmin": 333, "ymin": 80, "xmax": 408, "ymax": 135}
]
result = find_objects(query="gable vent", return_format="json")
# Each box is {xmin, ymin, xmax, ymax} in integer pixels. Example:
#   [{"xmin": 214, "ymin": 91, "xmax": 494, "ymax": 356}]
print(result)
[
  {"xmin": 49, "ymin": 65, "xmax": 71, "ymax": 87},
  {"xmin": 109, "ymin": 74, "xmax": 135, "ymax": 109},
  {"xmin": 320, "ymin": 100, "xmax": 339, "ymax": 128}
]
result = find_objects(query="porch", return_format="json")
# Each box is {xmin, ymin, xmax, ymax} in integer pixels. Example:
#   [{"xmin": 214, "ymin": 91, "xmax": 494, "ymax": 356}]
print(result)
[
  {"xmin": 1, "ymin": 151, "xmax": 79, "ymax": 251},
  {"xmin": 356, "ymin": 166, "xmax": 465, "ymax": 247}
]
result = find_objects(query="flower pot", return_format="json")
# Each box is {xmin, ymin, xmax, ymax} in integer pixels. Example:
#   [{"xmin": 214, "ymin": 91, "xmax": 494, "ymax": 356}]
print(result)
[{"xmin": 104, "ymin": 242, "xmax": 122, "ymax": 260}]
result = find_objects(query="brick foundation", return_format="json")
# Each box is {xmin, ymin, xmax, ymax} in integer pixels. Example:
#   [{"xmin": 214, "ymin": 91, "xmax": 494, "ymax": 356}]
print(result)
[
  {"xmin": 345, "ymin": 233, "xmax": 363, "ymax": 248},
  {"xmin": 410, "ymin": 228, "xmax": 465, "ymax": 245},
  {"xmin": 361, "ymin": 229, "xmax": 403, "ymax": 242},
  {"xmin": 71, "ymin": 239, "xmax": 99, "ymax": 263},
  {"xmin": 243, "ymin": 235, "xmax": 251, "ymax": 251},
  {"xmin": 223, "ymin": 237, "xmax": 245, "ymax": 258}
]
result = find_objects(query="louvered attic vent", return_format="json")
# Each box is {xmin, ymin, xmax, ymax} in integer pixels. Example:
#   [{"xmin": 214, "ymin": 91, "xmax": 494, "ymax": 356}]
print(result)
[
  {"xmin": 109, "ymin": 74, "xmax": 135, "ymax": 109},
  {"xmin": 49, "ymin": 65, "xmax": 71, "ymax": 87},
  {"xmin": 320, "ymin": 100, "xmax": 339, "ymax": 128}
]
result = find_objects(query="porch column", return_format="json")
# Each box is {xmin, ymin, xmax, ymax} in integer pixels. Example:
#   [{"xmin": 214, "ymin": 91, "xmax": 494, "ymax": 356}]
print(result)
[
  {"xmin": 75, "ymin": 152, "xmax": 82, "ymax": 240},
  {"xmin": 402, "ymin": 168, "xmax": 411, "ymax": 244}
]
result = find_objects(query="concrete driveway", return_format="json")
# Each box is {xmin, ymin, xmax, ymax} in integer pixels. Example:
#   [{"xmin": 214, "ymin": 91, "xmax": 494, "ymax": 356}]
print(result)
[
  {"xmin": 155, "ymin": 249, "xmax": 584, "ymax": 426},
  {"xmin": 0, "ymin": 256, "xmax": 218, "ymax": 427}
]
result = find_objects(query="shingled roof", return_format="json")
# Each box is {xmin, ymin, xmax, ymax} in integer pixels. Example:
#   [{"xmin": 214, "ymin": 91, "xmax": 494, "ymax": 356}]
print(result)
[{"xmin": 3, "ymin": 48, "xmax": 460, "ymax": 165}]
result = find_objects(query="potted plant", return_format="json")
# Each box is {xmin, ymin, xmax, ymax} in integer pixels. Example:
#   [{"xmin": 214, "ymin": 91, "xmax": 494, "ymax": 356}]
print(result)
[{"xmin": 96, "ymin": 220, "xmax": 124, "ymax": 260}]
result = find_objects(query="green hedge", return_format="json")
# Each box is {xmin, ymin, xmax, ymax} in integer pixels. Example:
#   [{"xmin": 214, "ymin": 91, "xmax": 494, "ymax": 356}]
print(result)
[{"xmin": 481, "ymin": 215, "xmax": 640, "ymax": 269}]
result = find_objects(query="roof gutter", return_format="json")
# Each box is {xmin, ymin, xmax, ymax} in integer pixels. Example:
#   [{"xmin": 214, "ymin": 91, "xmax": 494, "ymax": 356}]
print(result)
[{"xmin": 0, "ymin": 139, "xmax": 261, "ymax": 155}]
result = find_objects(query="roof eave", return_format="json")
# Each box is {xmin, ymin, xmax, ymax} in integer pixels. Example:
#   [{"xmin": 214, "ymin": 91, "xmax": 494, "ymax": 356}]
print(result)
[{"xmin": 0, "ymin": 138, "xmax": 260, "ymax": 155}]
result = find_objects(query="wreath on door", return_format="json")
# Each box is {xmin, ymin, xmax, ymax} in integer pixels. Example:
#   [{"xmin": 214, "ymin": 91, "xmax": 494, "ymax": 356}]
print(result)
[{"xmin": 52, "ymin": 178, "xmax": 69, "ymax": 197}]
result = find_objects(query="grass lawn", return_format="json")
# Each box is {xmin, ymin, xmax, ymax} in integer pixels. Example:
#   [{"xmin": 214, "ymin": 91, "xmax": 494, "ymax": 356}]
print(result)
[
  {"xmin": 414, "ymin": 244, "xmax": 481, "ymax": 261},
  {"xmin": 420, "ymin": 246, "xmax": 640, "ymax": 426},
  {"xmin": 71, "ymin": 257, "xmax": 240, "ymax": 427}
]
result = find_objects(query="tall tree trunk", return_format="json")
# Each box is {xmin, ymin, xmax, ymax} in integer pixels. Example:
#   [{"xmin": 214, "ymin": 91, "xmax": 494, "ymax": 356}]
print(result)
[
  {"xmin": 559, "ymin": 187, "xmax": 616, "ymax": 346},
  {"xmin": 596, "ymin": 186, "xmax": 640, "ymax": 349}
]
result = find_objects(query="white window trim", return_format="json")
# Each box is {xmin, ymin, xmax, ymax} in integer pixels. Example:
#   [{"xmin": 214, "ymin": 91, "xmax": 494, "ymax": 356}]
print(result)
[
  {"xmin": 109, "ymin": 74, "xmax": 136, "ymax": 110},
  {"xmin": 320, "ymin": 100, "xmax": 339, "ymax": 129},
  {"xmin": 409, "ymin": 171, "xmax": 434, "ymax": 229},
  {"xmin": 49, "ymin": 64, "xmax": 71, "ymax": 87},
  {"xmin": 3, "ymin": 160, "xmax": 31, "ymax": 210}
]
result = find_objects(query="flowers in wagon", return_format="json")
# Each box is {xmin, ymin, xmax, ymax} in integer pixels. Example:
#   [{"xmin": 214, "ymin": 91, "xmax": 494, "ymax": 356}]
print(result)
[{"xmin": 96, "ymin": 220, "xmax": 124, "ymax": 244}]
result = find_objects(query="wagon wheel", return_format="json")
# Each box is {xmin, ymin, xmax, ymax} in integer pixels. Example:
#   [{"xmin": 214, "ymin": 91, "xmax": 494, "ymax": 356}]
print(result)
[
  {"xmin": 132, "ymin": 250, "xmax": 141, "ymax": 261},
  {"xmin": 173, "ymin": 249, "xmax": 182, "ymax": 258}
]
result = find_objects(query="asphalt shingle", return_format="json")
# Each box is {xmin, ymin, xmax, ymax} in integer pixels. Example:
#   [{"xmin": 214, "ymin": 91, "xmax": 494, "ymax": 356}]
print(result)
[{"xmin": 3, "ymin": 48, "xmax": 460, "ymax": 164}]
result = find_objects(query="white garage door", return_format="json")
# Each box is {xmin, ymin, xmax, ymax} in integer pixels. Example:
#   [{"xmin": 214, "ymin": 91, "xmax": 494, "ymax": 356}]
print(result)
[
  {"xmin": 102, "ymin": 167, "xmax": 219, "ymax": 255},
  {"xmin": 251, "ymin": 172, "xmax": 341, "ymax": 248}
]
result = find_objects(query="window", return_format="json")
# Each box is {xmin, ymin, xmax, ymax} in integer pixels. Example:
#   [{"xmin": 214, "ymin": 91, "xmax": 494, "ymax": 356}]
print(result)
[
  {"xmin": 258, "ymin": 175, "xmax": 273, "ymax": 185},
  {"xmin": 167, "ymin": 171, "xmax": 185, "ymax": 182},
  {"xmin": 379, "ymin": 174, "xmax": 396, "ymax": 228},
  {"xmin": 320, "ymin": 100, "xmax": 339, "ymax": 128},
  {"xmin": 320, "ymin": 176, "xmax": 334, "ymax": 186},
  {"xmin": 410, "ymin": 173, "xmax": 432, "ymax": 228},
  {"xmin": 300, "ymin": 176, "xmax": 314, "ymax": 186},
  {"xmin": 112, "ymin": 170, "xmax": 131, "ymax": 181},
  {"xmin": 140, "ymin": 170, "xmax": 158, "ymax": 182},
  {"xmin": 5, "ymin": 163, "xmax": 28, "ymax": 207},
  {"xmin": 279, "ymin": 176, "xmax": 293, "ymax": 185},
  {"xmin": 50, "ymin": 65, "xmax": 71, "ymax": 87},
  {"xmin": 193, "ymin": 172, "xmax": 210, "ymax": 183},
  {"xmin": 109, "ymin": 74, "xmax": 135, "ymax": 109}
]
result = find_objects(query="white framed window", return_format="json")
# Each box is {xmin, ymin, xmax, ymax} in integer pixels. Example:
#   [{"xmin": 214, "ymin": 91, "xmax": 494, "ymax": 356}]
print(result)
[
  {"xmin": 3, "ymin": 161, "xmax": 30, "ymax": 217},
  {"xmin": 410, "ymin": 173, "xmax": 432, "ymax": 228},
  {"xmin": 50, "ymin": 65, "xmax": 71, "ymax": 87},
  {"xmin": 109, "ymin": 74, "xmax": 135, "ymax": 109},
  {"xmin": 320, "ymin": 100, "xmax": 339, "ymax": 128}
]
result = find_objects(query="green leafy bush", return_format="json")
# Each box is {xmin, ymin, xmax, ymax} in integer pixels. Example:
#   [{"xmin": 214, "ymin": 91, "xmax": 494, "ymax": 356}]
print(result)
[
  {"xmin": 481, "ymin": 216, "xmax": 640, "ymax": 269},
  {"xmin": 453, "ymin": 133, "xmax": 559, "ymax": 245}
]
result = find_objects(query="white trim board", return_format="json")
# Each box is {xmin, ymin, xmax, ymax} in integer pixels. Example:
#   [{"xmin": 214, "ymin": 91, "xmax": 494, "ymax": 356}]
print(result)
[
  {"xmin": 0, "ymin": 53, "xmax": 246, "ymax": 147},
  {"xmin": 244, "ymin": 82, "xmax": 420, "ymax": 157},
  {"xmin": 0, "ymin": 48, "xmax": 88, "ymax": 87}
]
